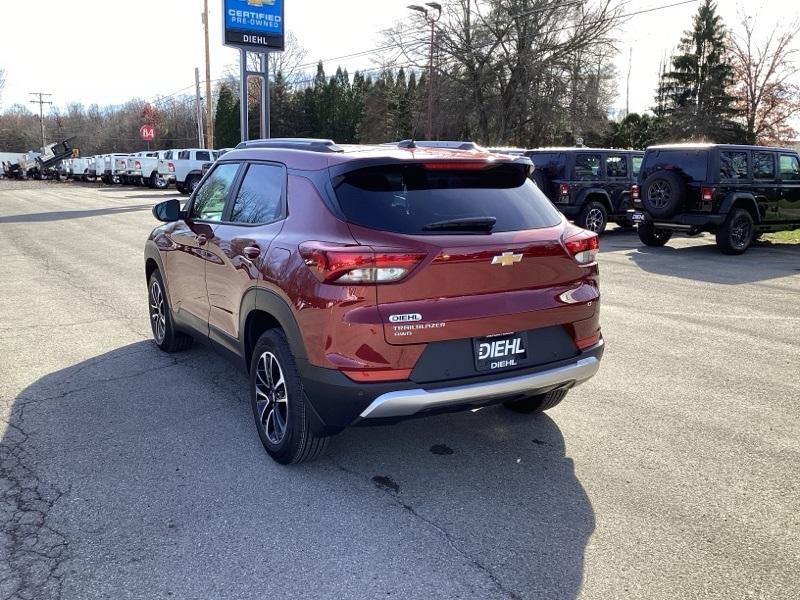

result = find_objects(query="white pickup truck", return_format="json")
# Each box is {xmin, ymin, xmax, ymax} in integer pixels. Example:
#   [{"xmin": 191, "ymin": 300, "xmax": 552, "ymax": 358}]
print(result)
[
  {"xmin": 125, "ymin": 151, "xmax": 171, "ymax": 188},
  {"xmin": 69, "ymin": 157, "xmax": 91, "ymax": 181},
  {"xmin": 101, "ymin": 154, "xmax": 131, "ymax": 184},
  {"xmin": 87, "ymin": 155, "xmax": 103, "ymax": 181},
  {"xmin": 157, "ymin": 148, "xmax": 218, "ymax": 194}
]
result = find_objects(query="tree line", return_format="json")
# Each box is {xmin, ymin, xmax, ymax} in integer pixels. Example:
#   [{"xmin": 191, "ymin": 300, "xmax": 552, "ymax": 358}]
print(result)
[{"xmin": 1, "ymin": 0, "xmax": 798, "ymax": 155}]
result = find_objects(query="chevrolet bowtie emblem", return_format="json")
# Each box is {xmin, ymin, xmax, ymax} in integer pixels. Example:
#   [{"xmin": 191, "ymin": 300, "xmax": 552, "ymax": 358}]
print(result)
[{"xmin": 491, "ymin": 252, "xmax": 523, "ymax": 267}]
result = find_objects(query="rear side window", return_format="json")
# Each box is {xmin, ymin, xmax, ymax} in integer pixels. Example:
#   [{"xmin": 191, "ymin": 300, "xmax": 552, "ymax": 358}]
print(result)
[
  {"xmin": 780, "ymin": 154, "xmax": 800, "ymax": 181},
  {"xmin": 334, "ymin": 163, "xmax": 562, "ymax": 235},
  {"xmin": 230, "ymin": 164, "xmax": 284, "ymax": 224},
  {"xmin": 606, "ymin": 155, "xmax": 628, "ymax": 178},
  {"xmin": 574, "ymin": 154, "xmax": 601, "ymax": 181},
  {"xmin": 527, "ymin": 153, "xmax": 566, "ymax": 178},
  {"xmin": 753, "ymin": 153, "xmax": 775, "ymax": 180},
  {"xmin": 642, "ymin": 150, "xmax": 709, "ymax": 181},
  {"xmin": 178, "ymin": 151, "xmax": 189, "ymax": 160},
  {"xmin": 165, "ymin": 151, "xmax": 173, "ymax": 160},
  {"xmin": 720, "ymin": 151, "xmax": 749, "ymax": 180},
  {"xmin": 632, "ymin": 156, "xmax": 643, "ymax": 177},
  {"xmin": 196, "ymin": 151, "xmax": 211, "ymax": 162}
]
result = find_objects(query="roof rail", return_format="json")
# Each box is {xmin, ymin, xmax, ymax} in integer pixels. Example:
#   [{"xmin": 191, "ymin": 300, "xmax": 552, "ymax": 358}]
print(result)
[
  {"xmin": 389, "ymin": 140, "xmax": 484, "ymax": 151},
  {"xmin": 235, "ymin": 138, "xmax": 344, "ymax": 153}
]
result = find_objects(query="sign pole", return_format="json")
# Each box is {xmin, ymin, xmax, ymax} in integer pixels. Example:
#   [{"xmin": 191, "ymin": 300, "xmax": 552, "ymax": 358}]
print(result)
[
  {"xmin": 260, "ymin": 53, "xmax": 270, "ymax": 140},
  {"xmin": 240, "ymin": 49, "xmax": 248, "ymax": 143}
]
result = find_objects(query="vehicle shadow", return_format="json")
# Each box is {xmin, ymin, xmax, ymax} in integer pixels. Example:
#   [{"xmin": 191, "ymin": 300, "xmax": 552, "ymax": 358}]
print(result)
[
  {"xmin": 628, "ymin": 238, "xmax": 800, "ymax": 284},
  {"xmin": 0, "ymin": 205, "xmax": 153, "ymax": 223},
  {"xmin": 2, "ymin": 341, "xmax": 594, "ymax": 600}
]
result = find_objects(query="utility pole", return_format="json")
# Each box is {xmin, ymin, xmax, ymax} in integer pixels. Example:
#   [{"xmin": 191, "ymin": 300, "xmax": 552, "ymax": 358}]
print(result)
[
  {"xmin": 202, "ymin": 0, "xmax": 214, "ymax": 149},
  {"xmin": 625, "ymin": 47, "xmax": 633, "ymax": 117},
  {"xmin": 408, "ymin": 3, "xmax": 442, "ymax": 140},
  {"xmin": 195, "ymin": 68, "xmax": 205, "ymax": 148},
  {"xmin": 29, "ymin": 92, "xmax": 52, "ymax": 148}
]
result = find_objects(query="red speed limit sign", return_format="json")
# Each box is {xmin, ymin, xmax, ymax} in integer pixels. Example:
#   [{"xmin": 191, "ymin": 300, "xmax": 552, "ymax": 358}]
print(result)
[{"xmin": 139, "ymin": 124, "xmax": 156, "ymax": 141}]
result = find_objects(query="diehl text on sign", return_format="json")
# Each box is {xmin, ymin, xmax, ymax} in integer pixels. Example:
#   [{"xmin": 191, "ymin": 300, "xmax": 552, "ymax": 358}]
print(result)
[{"xmin": 222, "ymin": 0, "xmax": 285, "ymax": 52}]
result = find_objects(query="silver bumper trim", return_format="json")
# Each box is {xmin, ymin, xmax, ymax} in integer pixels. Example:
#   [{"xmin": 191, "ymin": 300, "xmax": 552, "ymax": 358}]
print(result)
[{"xmin": 359, "ymin": 354, "xmax": 601, "ymax": 419}]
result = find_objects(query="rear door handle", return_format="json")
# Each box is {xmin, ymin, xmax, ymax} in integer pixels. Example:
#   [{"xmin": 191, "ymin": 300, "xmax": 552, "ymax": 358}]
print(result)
[{"xmin": 243, "ymin": 246, "xmax": 262, "ymax": 259}]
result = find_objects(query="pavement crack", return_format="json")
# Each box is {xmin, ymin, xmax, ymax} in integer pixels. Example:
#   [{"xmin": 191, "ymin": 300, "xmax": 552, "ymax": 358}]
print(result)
[{"xmin": 328, "ymin": 460, "xmax": 522, "ymax": 600}]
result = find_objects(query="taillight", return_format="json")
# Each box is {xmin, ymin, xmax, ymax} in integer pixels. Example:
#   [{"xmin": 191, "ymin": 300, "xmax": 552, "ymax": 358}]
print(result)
[
  {"xmin": 631, "ymin": 184, "xmax": 640, "ymax": 200},
  {"xmin": 560, "ymin": 183, "xmax": 571, "ymax": 197},
  {"xmin": 299, "ymin": 242, "xmax": 426, "ymax": 284},
  {"xmin": 134, "ymin": 160, "xmax": 141, "ymax": 169},
  {"xmin": 422, "ymin": 161, "xmax": 488, "ymax": 170},
  {"xmin": 563, "ymin": 230, "xmax": 599, "ymax": 266},
  {"xmin": 701, "ymin": 186, "xmax": 714, "ymax": 202},
  {"xmin": 168, "ymin": 162, "xmax": 175, "ymax": 173}
]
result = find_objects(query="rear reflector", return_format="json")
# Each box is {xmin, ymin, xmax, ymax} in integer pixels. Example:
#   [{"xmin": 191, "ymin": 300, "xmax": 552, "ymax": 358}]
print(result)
[
  {"xmin": 422, "ymin": 161, "xmax": 488, "ymax": 170},
  {"xmin": 563, "ymin": 229, "xmax": 599, "ymax": 266},
  {"xmin": 299, "ymin": 242, "xmax": 426, "ymax": 284},
  {"xmin": 343, "ymin": 369, "xmax": 412, "ymax": 382},
  {"xmin": 701, "ymin": 186, "xmax": 715, "ymax": 202},
  {"xmin": 631, "ymin": 184, "xmax": 640, "ymax": 200},
  {"xmin": 576, "ymin": 333, "xmax": 601, "ymax": 350},
  {"xmin": 560, "ymin": 183, "xmax": 571, "ymax": 197}
]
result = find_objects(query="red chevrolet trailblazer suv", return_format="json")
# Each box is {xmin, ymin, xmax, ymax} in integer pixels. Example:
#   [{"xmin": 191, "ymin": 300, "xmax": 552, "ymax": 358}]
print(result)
[{"xmin": 144, "ymin": 139, "xmax": 604, "ymax": 464}]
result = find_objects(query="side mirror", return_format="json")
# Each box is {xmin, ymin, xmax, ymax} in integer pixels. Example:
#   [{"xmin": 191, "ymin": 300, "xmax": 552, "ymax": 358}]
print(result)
[{"xmin": 152, "ymin": 198, "xmax": 182, "ymax": 222}]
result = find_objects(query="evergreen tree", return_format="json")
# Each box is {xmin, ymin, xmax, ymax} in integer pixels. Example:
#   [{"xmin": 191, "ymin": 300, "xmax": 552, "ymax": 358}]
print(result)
[
  {"xmin": 214, "ymin": 84, "xmax": 240, "ymax": 149},
  {"xmin": 656, "ymin": 0, "xmax": 742, "ymax": 142}
]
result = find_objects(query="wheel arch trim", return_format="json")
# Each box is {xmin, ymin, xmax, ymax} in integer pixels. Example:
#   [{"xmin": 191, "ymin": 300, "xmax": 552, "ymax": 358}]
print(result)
[{"xmin": 239, "ymin": 287, "xmax": 308, "ymax": 369}]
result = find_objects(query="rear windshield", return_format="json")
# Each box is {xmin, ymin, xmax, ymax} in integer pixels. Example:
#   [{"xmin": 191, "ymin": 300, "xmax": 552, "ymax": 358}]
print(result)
[
  {"xmin": 642, "ymin": 149, "xmax": 708, "ymax": 181},
  {"xmin": 526, "ymin": 153, "xmax": 566, "ymax": 177},
  {"xmin": 334, "ymin": 163, "xmax": 562, "ymax": 234}
]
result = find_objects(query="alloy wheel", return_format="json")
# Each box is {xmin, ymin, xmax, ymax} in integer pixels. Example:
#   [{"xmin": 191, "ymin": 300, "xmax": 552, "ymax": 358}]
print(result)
[
  {"xmin": 585, "ymin": 207, "xmax": 605, "ymax": 232},
  {"xmin": 255, "ymin": 352, "xmax": 289, "ymax": 445},
  {"xmin": 647, "ymin": 180, "xmax": 672, "ymax": 209},
  {"xmin": 149, "ymin": 280, "xmax": 166, "ymax": 343},
  {"xmin": 730, "ymin": 214, "xmax": 752, "ymax": 250}
]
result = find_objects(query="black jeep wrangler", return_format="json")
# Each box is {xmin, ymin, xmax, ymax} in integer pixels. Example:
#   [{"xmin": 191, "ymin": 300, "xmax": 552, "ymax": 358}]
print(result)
[
  {"xmin": 526, "ymin": 148, "xmax": 644, "ymax": 233},
  {"xmin": 631, "ymin": 144, "xmax": 800, "ymax": 254}
]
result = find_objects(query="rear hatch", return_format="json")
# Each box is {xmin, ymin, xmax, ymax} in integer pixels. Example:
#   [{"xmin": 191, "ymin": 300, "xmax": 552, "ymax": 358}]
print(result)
[{"xmin": 332, "ymin": 160, "xmax": 600, "ymax": 352}]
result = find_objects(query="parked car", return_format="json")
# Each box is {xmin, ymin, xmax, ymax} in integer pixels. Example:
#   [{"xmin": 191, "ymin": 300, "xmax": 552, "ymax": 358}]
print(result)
[
  {"xmin": 87, "ymin": 155, "xmax": 104, "ymax": 181},
  {"xmin": 631, "ymin": 143, "xmax": 800, "ymax": 254},
  {"xmin": 526, "ymin": 148, "xmax": 644, "ymax": 233},
  {"xmin": 69, "ymin": 157, "xmax": 90, "ymax": 181},
  {"xmin": 125, "ymin": 150, "xmax": 170, "ymax": 188},
  {"xmin": 167, "ymin": 148, "xmax": 219, "ymax": 194},
  {"xmin": 144, "ymin": 138, "xmax": 604, "ymax": 464},
  {"xmin": 101, "ymin": 154, "xmax": 130, "ymax": 184}
]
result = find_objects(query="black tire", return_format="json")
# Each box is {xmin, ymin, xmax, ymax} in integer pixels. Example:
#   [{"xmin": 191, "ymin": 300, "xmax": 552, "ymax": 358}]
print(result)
[
  {"xmin": 176, "ymin": 182, "xmax": 188, "ymax": 195},
  {"xmin": 504, "ymin": 388, "xmax": 569, "ymax": 414},
  {"xmin": 637, "ymin": 221, "xmax": 673, "ymax": 247},
  {"xmin": 716, "ymin": 208, "xmax": 754, "ymax": 255},
  {"xmin": 149, "ymin": 173, "xmax": 168, "ymax": 189},
  {"xmin": 641, "ymin": 170, "xmax": 686, "ymax": 219},
  {"xmin": 250, "ymin": 329, "xmax": 329, "ymax": 465},
  {"xmin": 578, "ymin": 200, "xmax": 608, "ymax": 233},
  {"xmin": 148, "ymin": 270, "xmax": 192, "ymax": 353},
  {"xmin": 185, "ymin": 175, "xmax": 201, "ymax": 194}
]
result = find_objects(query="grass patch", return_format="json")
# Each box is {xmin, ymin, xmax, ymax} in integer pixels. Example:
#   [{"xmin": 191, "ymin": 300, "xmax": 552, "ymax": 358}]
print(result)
[{"xmin": 763, "ymin": 230, "xmax": 800, "ymax": 244}]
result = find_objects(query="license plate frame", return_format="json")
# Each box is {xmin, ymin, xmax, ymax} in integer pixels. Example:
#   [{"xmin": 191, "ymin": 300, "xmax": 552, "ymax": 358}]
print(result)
[{"xmin": 473, "ymin": 332, "xmax": 528, "ymax": 372}]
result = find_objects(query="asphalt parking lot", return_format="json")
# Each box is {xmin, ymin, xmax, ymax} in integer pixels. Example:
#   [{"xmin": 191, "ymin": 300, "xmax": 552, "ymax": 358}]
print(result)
[{"xmin": 1, "ymin": 179, "xmax": 798, "ymax": 600}]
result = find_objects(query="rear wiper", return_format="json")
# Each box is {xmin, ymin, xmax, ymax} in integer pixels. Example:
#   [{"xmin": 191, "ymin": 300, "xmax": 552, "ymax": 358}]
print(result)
[{"xmin": 422, "ymin": 217, "xmax": 497, "ymax": 232}]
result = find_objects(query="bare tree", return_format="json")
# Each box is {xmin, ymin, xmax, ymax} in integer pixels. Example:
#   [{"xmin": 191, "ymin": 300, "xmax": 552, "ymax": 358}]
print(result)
[
  {"xmin": 730, "ymin": 13, "xmax": 800, "ymax": 145},
  {"xmin": 383, "ymin": 0, "xmax": 623, "ymax": 145},
  {"xmin": 0, "ymin": 68, "xmax": 6, "ymax": 107}
]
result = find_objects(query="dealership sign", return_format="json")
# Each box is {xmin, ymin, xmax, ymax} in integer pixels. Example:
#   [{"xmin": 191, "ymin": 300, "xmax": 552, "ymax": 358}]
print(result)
[{"xmin": 223, "ymin": 0, "xmax": 285, "ymax": 52}]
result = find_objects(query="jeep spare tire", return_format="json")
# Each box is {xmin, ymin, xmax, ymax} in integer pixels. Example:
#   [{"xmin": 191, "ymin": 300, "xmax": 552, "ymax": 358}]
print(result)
[{"xmin": 641, "ymin": 170, "xmax": 685, "ymax": 219}]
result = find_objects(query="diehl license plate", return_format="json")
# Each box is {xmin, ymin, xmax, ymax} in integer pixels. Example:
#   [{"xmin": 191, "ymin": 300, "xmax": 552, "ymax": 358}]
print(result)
[
  {"xmin": 631, "ymin": 212, "xmax": 646, "ymax": 223},
  {"xmin": 473, "ymin": 333, "xmax": 528, "ymax": 372}
]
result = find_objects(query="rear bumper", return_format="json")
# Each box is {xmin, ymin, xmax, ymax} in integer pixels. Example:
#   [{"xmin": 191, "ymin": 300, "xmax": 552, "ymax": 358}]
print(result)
[
  {"xmin": 360, "ymin": 351, "xmax": 600, "ymax": 418},
  {"xmin": 298, "ymin": 340, "xmax": 604, "ymax": 435}
]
